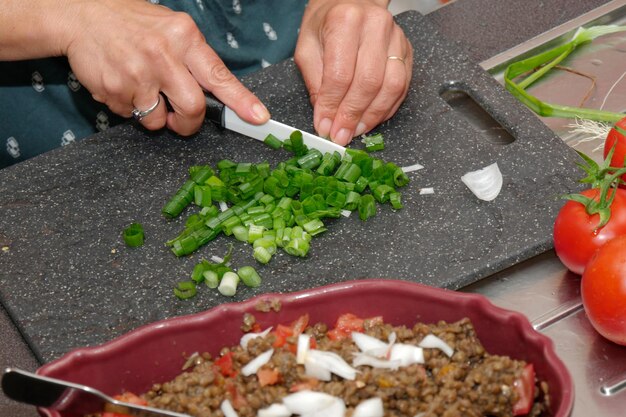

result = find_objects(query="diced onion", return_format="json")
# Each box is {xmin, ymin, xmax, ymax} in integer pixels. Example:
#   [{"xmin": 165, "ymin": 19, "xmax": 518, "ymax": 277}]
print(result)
[
  {"xmin": 258, "ymin": 403, "xmax": 291, "ymax": 417},
  {"xmin": 221, "ymin": 399, "xmax": 239, "ymax": 417},
  {"xmin": 418, "ymin": 334, "xmax": 454, "ymax": 357},
  {"xmin": 351, "ymin": 332, "xmax": 387, "ymax": 354},
  {"xmin": 389, "ymin": 344, "xmax": 424, "ymax": 366},
  {"xmin": 240, "ymin": 327, "xmax": 273, "ymax": 349},
  {"xmin": 307, "ymin": 397, "xmax": 345, "ymax": 417},
  {"xmin": 352, "ymin": 352, "xmax": 401, "ymax": 370},
  {"xmin": 340, "ymin": 209, "xmax": 352, "ymax": 217},
  {"xmin": 461, "ymin": 162, "xmax": 503, "ymax": 201},
  {"xmin": 306, "ymin": 350, "xmax": 357, "ymax": 380},
  {"xmin": 353, "ymin": 398, "xmax": 384, "ymax": 417},
  {"xmin": 181, "ymin": 352, "xmax": 199, "ymax": 370},
  {"xmin": 401, "ymin": 163, "xmax": 424, "ymax": 173},
  {"xmin": 241, "ymin": 349, "xmax": 274, "ymax": 376},
  {"xmin": 419, "ymin": 187, "xmax": 434, "ymax": 195},
  {"xmin": 304, "ymin": 355, "xmax": 332, "ymax": 381},
  {"xmin": 297, "ymin": 334, "xmax": 311, "ymax": 364},
  {"xmin": 219, "ymin": 201, "xmax": 229, "ymax": 212},
  {"xmin": 282, "ymin": 390, "xmax": 338, "ymax": 415},
  {"xmin": 211, "ymin": 255, "xmax": 225, "ymax": 264}
]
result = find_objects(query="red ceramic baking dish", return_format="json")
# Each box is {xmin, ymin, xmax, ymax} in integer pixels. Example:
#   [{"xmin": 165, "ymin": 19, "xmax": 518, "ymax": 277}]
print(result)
[{"xmin": 37, "ymin": 279, "xmax": 574, "ymax": 417}]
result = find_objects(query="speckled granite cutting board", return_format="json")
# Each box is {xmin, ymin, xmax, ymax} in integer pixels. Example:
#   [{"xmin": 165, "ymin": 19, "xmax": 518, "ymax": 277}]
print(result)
[{"xmin": 0, "ymin": 11, "xmax": 584, "ymax": 363}]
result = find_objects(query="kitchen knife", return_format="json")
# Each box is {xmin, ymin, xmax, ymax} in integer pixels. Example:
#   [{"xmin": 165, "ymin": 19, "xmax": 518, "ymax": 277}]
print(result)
[
  {"xmin": 1, "ymin": 368, "xmax": 192, "ymax": 417},
  {"xmin": 205, "ymin": 94, "xmax": 346, "ymax": 156}
]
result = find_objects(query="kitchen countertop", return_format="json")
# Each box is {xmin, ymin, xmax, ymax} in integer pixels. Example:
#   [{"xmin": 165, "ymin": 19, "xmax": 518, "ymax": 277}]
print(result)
[{"xmin": 0, "ymin": 0, "xmax": 616, "ymax": 416}]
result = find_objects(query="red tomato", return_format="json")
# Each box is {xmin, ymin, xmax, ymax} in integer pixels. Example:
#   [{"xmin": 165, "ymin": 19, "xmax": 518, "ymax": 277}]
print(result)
[
  {"xmin": 103, "ymin": 392, "xmax": 147, "ymax": 417},
  {"xmin": 271, "ymin": 314, "xmax": 310, "ymax": 348},
  {"xmin": 512, "ymin": 364, "xmax": 535, "ymax": 416},
  {"xmin": 553, "ymin": 188, "xmax": 626, "ymax": 275},
  {"xmin": 257, "ymin": 368, "xmax": 281, "ymax": 386},
  {"xmin": 581, "ymin": 235, "xmax": 626, "ymax": 345},
  {"xmin": 214, "ymin": 351, "xmax": 238, "ymax": 377},
  {"xmin": 603, "ymin": 116, "xmax": 626, "ymax": 187},
  {"xmin": 327, "ymin": 313, "xmax": 365, "ymax": 340}
]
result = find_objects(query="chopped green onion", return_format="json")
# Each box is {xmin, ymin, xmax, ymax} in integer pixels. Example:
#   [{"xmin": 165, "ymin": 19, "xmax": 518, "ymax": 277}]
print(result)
[
  {"xmin": 264, "ymin": 133, "xmax": 283, "ymax": 149},
  {"xmin": 174, "ymin": 281, "xmax": 197, "ymax": 300},
  {"xmin": 203, "ymin": 270, "xmax": 220, "ymax": 288},
  {"xmin": 373, "ymin": 184, "xmax": 395, "ymax": 203},
  {"xmin": 362, "ymin": 133, "xmax": 384, "ymax": 152},
  {"xmin": 358, "ymin": 194, "xmax": 377, "ymax": 221},
  {"xmin": 232, "ymin": 225, "xmax": 249, "ymax": 242},
  {"xmin": 389, "ymin": 192, "xmax": 403, "ymax": 209},
  {"xmin": 253, "ymin": 246, "xmax": 272, "ymax": 264},
  {"xmin": 193, "ymin": 185, "xmax": 212, "ymax": 207},
  {"xmin": 123, "ymin": 223, "xmax": 144, "ymax": 247},
  {"xmin": 237, "ymin": 266, "xmax": 262, "ymax": 288},
  {"xmin": 248, "ymin": 224, "xmax": 265, "ymax": 243},
  {"xmin": 218, "ymin": 271, "xmax": 239, "ymax": 296}
]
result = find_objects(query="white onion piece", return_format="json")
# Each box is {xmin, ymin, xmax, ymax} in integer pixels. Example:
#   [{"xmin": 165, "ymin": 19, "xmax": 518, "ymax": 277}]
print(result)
[
  {"xmin": 401, "ymin": 163, "xmax": 424, "ymax": 173},
  {"xmin": 460, "ymin": 162, "xmax": 503, "ymax": 201},
  {"xmin": 282, "ymin": 390, "xmax": 338, "ymax": 414},
  {"xmin": 388, "ymin": 344, "xmax": 424, "ymax": 366},
  {"xmin": 211, "ymin": 255, "xmax": 224, "ymax": 264},
  {"xmin": 351, "ymin": 332, "xmax": 387, "ymax": 353},
  {"xmin": 340, "ymin": 209, "xmax": 352, "ymax": 217},
  {"xmin": 297, "ymin": 333, "xmax": 311, "ymax": 364},
  {"xmin": 240, "ymin": 327, "xmax": 273, "ymax": 349},
  {"xmin": 352, "ymin": 352, "xmax": 401, "ymax": 370},
  {"xmin": 181, "ymin": 352, "xmax": 199, "ymax": 370},
  {"xmin": 306, "ymin": 350, "xmax": 357, "ymax": 380},
  {"xmin": 353, "ymin": 398, "xmax": 384, "ymax": 417},
  {"xmin": 418, "ymin": 334, "xmax": 454, "ymax": 357},
  {"xmin": 419, "ymin": 187, "xmax": 434, "ymax": 195},
  {"xmin": 242, "ymin": 349, "xmax": 274, "ymax": 376},
  {"xmin": 257, "ymin": 403, "xmax": 291, "ymax": 417},
  {"xmin": 221, "ymin": 399, "xmax": 239, "ymax": 417},
  {"xmin": 303, "ymin": 397, "xmax": 346, "ymax": 417},
  {"xmin": 219, "ymin": 201, "xmax": 229, "ymax": 212},
  {"xmin": 304, "ymin": 355, "xmax": 332, "ymax": 381}
]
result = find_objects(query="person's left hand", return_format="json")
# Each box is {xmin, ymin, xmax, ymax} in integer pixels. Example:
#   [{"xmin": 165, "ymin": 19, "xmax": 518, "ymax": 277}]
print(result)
[{"xmin": 294, "ymin": 0, "xmax": 413, "ymax": 146}]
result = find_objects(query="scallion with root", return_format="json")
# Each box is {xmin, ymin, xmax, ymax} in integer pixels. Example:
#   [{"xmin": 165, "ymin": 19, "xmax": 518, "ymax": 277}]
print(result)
[{"xmin": 505, "ymin": 25, "xmax": 626, "ymax": 123}]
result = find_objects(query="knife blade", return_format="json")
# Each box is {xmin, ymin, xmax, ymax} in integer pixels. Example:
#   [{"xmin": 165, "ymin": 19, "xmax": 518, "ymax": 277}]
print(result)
[{"xmin": 205, "ymin": 94, "xmax": 346, "ymax": 156}]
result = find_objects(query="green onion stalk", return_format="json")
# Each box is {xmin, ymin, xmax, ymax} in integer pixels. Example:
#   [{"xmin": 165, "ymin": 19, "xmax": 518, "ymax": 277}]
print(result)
[{"xmin": 504, "ymin": 25, "xmax": 626, "ymax": 123}]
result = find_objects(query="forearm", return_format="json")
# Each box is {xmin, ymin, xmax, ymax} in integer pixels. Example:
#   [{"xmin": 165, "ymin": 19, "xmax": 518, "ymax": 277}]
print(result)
[{"xmin": 0, "ymin": 0, "xmax": 78, "ymax": 60}]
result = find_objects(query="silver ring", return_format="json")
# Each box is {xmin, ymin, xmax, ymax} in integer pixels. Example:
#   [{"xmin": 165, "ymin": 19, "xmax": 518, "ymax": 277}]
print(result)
[
  {"xmin": 132, "ymin": 95, "xmax": 160, "ymax": 121},
  {"xmin": 387, "ymin": 55, "xmax": 406, "ymax": 64}
]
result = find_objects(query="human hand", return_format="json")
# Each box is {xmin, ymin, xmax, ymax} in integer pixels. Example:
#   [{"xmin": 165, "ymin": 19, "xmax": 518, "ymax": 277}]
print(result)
[
  {"xmin": 295, "ymin": 0, "xmax": 412, "ymax": 145},
  {"xmin": 61, "ymin": 0, "xmax": 269, "ymax": 135}
]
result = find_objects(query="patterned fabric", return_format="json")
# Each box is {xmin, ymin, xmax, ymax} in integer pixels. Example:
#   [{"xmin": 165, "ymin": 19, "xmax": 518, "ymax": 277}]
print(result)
[{"xmin": 0, "ymin": 0, "xmax": 307, "ymax": 169}]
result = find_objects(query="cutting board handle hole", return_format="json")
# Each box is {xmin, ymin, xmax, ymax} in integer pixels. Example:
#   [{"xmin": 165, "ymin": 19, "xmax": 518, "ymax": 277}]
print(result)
[{"xmin": 439, "ymin": 87, "xmax": 515, "ymax": 146}]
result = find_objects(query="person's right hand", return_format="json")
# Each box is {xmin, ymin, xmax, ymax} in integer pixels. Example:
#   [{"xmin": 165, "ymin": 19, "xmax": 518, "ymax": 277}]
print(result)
[{"xmin": 60, "ymin": 0, "xmax": 269, "ymax": 135}]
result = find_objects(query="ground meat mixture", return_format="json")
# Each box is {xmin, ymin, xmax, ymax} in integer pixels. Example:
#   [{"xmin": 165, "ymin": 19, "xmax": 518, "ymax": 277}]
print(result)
[{"xmin": 139, "ymin": 316, "xmax": 550, "ymax": 417}]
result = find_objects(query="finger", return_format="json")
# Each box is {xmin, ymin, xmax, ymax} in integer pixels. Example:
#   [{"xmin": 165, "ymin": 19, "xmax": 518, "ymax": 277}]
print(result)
[
  {"xmin": 132, "ymin": 92, "xmax": 167, "ymax": 130},
  {"xmin": 354, "ymin": 27, "xmax": 412, "ymax": 134},
  {"xmin": 312, "ymin": 9, "xmax": 362, "ymax": 139},
  {"xmin": 327, "ymin": 13, "xmax": 395, "ymax": 145},
  {"xmin": 381, "ymin": 38, "xmax": 413, "ymax": 122},
  {"xmin": 294, "ymin": 35, "xmax": 323, "ymax": 108},
  {"xmin": 186, "ymin": 42, "xmax": 270, "ymax": 125}
]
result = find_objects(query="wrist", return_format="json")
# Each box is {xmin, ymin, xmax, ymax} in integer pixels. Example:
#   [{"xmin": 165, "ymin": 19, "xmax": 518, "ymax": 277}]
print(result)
[{"xmin": 0, "ymin": 0, "xmax": 85, "ymax": 59}]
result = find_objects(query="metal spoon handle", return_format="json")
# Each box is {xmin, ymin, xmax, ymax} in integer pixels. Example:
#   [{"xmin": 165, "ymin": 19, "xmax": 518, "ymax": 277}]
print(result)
[{"xmin": 2, "ymin": 368, "xmax": 191, "ymax": 417}]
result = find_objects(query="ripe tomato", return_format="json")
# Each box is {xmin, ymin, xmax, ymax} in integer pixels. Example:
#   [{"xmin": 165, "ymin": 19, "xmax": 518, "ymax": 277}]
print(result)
[
  {"xmin": 553, "ymin": 187, "xmax": 626, "ymax": 275},
  {"xmin": 603, "ymin": 116, "xmax": 626, "ymax": 187},
  {"xmin": 581, "ymin": 235, "xmax": 626, "ymax": 345}
]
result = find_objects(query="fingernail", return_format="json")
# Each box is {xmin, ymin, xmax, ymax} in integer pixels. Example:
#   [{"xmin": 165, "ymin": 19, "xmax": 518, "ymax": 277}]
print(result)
[
  {"xmin": 317, "ymin": 118, "xmax": 332, "ymax": 138},
  {"xmin": 334, "ymin": 128, "xmax": 352, "ymax": 145},
  {"xmin": 252, "ymin": 103, "xmax": 270, "ymax": 122},
  {"xmin": 355, "ymin": 122, "xmax": 367, "ymax": 137}
]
